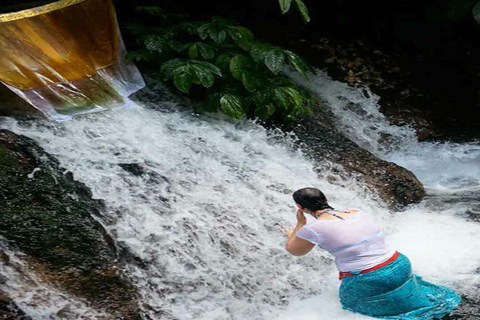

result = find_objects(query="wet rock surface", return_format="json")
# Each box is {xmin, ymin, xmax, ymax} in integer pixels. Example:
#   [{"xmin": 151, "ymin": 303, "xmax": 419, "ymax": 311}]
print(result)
[
  {"xmin": 292, "ymin": 107, "xmax": 425, "ymax": 210},
  {"xmin": 0, "ymin": 291, "xmax": 30, "ymax": 320},
  {"xmin": 0, "ymin": 130, "xmax": 140, "ymax": 319},
  {"xmin": 442, "ymin": 295, "xmax": 480, "ymax": 320}
]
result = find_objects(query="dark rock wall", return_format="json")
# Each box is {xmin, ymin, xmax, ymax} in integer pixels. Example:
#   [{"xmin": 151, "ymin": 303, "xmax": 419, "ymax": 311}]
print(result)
[{"xmin": 0, "ymin": 130, "xmax": 141, "ymax": 319}]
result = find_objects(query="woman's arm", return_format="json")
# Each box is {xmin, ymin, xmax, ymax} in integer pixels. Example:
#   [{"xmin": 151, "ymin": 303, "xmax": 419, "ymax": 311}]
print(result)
[{"xmin": 285, "ymin": 209, "xmax": 315, "ymax": 256}]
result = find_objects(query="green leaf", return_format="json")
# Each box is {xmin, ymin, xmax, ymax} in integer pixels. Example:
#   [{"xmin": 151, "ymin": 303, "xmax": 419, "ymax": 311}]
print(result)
[
  {"xmin": 255, "ymin": 103, "xmax": 277, "ymax": 120},
  {"xmin": 145, "ymin": 35, "xmax": 164, "ymax": 53},
  {"xmin": 215, "ymin": 53, "xmax": 232, "ymax": 72},
  {"xmin": 274, "ymin": 87, "xmax": 303, "ymax": 110},
  {"xmin": 255, "ymin": 105, "xmax": 269, "ymax": 120},
  {"xmin": 285, "ymin": 50, "xmax": 309, "ymax": 78},
  {"xmin": 229, "ymin": 54, "xmax": 252, "ymax": 79},
  {"xmin": 173, "ymin": 65, "xmax": 195, "ymax": 93},
  {"xmin": 211, "ymin": 29, "xmax": 227, "ymax": 43},
  {"xmin": 168, "ymin": 40, "xmax": 189, "ymax": 53},
  {"xmin": 202, "ymin": 93, "xmax": 222, "ymax": 112},
  {"xmin": 264, "ymin": 49, "xmax": 286, "ymax": 74},
  {"xmin": 273, "ymin": 87, "xmax": 291, "ymax": 110},
  {"xmin": 253, "ymin": 90, "xmax": 271, "ymax": 106},
  {"xmin": 266, "ymin": 104, "xmax": 277, "ymax": 116},
  {"xmin": 282, "ymin": 87, "xmax": 303, "ymax": 109},
  {"xmin": 197, "ymin": 43, "xmax": 215, "ymax": 60},
  {"xmin": 299, "ymin": 106, "xmax": 314, "ymax": 116},
  {"xmin": 279, "ymin": 0, "xmax": 292, "ymax": 14},
  {"xmin": 160, "ymin": 59, "xmax": 185, "ymax": 80},
  {"xmin": 175, "ymin": 21, "xmax": 204, "ymax": 35},
  {"xmin": 241, "ymin": 72, "xmax": 257, "ymax": 92},
  {"xmin": 250, "ymin": 43, "xmax": 272, "ymax": 62},
  {"xmin": 220, "ymin": 94, "xmax": 245, "ymax": 119},
  {"xmin": 191, "ymin": 60, "xmax": 223, "ymax": 77},
  {"xmin": 197, "ymin": 24, "xmax": 210, "ymax": 40},
  {"xmin": 189, "ymin": 44, "xmax": 199, "ymax": 59},
  {"xmin": 228, "ymin": 26, "xmax": 254, "ymax": 50},
  {"xmin": 191, "ymin": 64, "xmax": 215, "ymax": 88},
  {"xmin": 294, "ymin": 0, "xmax": 311, "ymax": 22}
]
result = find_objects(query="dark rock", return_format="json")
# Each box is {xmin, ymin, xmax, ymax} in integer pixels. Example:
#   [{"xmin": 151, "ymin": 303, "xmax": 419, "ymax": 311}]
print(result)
[
  {"xmin": 0, "ymin": 130, "xmax": 141, "ymax": 319},
  {"xmin": 442, "ymin": 295, "xmax": 480, "ymax": 320},
  {"xmin": 293, "ymin": 107, "xmax": 425, "ymax": 210},
  {"xmin": 119, "ymin": 163, "xmax": 145, "ymax": 177},
  {"xmin": 0, "ymin": 291, "xmax": 30, "ymax": 320},
  {"xmin": 130, "ymin": 74, "xmax": 190, "ymax": 112},
  {"xmin": 0, "ymin": 85, "xmax": 42, "ymax": 118}
]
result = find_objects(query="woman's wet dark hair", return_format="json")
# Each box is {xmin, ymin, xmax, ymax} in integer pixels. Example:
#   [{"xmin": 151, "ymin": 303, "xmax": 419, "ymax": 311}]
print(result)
[{"xmin": 293, "ymin": 187, "xmax": 333, "ymax": 212}]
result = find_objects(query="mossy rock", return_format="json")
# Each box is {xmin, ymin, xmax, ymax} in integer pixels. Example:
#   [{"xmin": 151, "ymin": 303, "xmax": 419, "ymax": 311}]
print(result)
[{"xmin": 0, "ymin": 130, "xmax": 140, "ymax": 318}]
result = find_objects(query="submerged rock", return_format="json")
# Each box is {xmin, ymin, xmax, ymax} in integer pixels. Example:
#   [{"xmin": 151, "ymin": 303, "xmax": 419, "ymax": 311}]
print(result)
[
  {"xmin": 293, "ymin": 108, "xmax": 425, "ymax": 210},
  {"xmin": 0, "ymin": 130, "xmax": 140, "ymax": 319},
  {"xmin": 0, "ymin": 291, "xmax": 30, "ymax": 320}
]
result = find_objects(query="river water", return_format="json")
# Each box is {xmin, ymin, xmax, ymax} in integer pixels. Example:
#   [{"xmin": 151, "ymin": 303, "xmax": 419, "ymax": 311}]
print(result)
[{"xmin": 2, "ymin": 72, "xmax": 480, "ymax": 319}]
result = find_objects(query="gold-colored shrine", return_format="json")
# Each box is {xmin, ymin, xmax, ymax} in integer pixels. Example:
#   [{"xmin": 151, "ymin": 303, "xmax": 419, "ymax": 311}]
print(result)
[{"xmin": 0, "ymin": 0, "xmax": 145, "ymax": 120}]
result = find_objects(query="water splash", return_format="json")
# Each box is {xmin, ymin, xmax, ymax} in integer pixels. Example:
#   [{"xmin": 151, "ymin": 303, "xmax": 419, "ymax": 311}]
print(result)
[
  {"xmin": 3, "ymin": 93, "xmax": 480, "ymax": 319},
  {"xmin": 0, "ymin": 243, "xmax": 107, "ymax": 319},
  {"xmin": 291, "ymin": 70, "xmax": 480, "ymax": 206}
]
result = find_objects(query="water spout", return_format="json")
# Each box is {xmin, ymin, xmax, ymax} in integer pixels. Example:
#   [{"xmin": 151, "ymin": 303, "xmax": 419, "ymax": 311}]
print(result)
[{"xmin": 0, "ymin": 0, "xmax": 145, "ymax": 121}]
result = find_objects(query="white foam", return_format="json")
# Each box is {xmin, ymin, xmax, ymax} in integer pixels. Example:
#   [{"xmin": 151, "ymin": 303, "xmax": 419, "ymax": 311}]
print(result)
[
  {"xmin": 0, "ymin": 244, "xmax": 107, "ymax": 319},
  {"xmin": 2, "ymin": 74, "xmax": 479, "ymax": 319}
]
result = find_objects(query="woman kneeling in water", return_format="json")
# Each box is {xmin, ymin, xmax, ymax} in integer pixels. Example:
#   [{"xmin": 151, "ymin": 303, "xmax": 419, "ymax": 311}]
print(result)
[{"xmin": 286, "ymin": 187, "xmax": 461, "ymax": 319}]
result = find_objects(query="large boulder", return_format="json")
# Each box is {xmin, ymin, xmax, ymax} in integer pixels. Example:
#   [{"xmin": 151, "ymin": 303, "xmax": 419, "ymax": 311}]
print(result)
[
  {"xmin": 0, "ymin": 130, "xmax": 140, "ymax": 319},
  {"xmin": 293, "ymin": 107, "xmax": 425, "ymax": 210}
]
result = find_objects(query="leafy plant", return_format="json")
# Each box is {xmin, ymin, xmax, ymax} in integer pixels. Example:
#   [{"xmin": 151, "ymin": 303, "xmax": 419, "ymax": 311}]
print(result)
[
  {"xmin": 128, "ymin": 9, "xmax": 315, "ymax": 123},
  {"xmin": 279, "ymin": 0, "xmax": 311, "ymax": 22}
]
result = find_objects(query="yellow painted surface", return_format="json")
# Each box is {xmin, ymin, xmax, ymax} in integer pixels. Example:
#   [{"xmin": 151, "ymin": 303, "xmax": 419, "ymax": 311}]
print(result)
[{"xmin": 0, "ymin": 0, "xmax": 119, "ymax": 90}]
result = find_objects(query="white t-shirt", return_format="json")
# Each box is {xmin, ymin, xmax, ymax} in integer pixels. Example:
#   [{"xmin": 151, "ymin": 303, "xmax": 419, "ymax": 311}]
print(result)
[{"xmin": 296, "ymin": 210, "xmax": 396, "ymax": 272}]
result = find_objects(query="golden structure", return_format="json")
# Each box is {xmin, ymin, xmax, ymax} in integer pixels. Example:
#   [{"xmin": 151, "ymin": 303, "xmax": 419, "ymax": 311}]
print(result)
[{"xmin": 0, "ymin": 0, "xmax": 145, "ymax": 120}]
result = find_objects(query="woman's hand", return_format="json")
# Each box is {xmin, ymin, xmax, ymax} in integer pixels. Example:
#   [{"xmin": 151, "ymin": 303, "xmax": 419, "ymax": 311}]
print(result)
[
  {"xmin": 282, "ymin": 227, "xmax": 293, "ymax": 237},
  {"xmin": 296, "ymin": 208, "xmax": 307, "ymax": 226}
]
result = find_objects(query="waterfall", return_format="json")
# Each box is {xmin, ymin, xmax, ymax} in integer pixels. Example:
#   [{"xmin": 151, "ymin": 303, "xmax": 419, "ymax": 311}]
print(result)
[{"xmin": 1, "ymin": 72, "xmax": 480, "ymax": 319}]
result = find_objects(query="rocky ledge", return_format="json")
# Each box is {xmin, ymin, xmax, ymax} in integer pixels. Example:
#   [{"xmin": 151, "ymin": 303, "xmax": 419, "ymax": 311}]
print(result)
[
  {"xmin": 292, "ymin": 106, "xmax": 425, "ymax": 210},
  {"xmin": 0, "ymin": 130, "xmax": 140, "ymax": 319}
]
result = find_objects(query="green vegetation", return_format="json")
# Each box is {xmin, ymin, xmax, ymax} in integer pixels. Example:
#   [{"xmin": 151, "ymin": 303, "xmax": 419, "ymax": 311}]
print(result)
[
  {"xmin": 278, "ymin": 0, "xmax": 310, "ymax": 22},
  {"xmin": 128, "ymin": 9, "xmax": 316, "ymax": 123}
]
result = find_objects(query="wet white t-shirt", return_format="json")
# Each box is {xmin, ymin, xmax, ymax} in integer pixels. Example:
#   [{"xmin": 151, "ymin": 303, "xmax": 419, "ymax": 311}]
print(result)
[{"xmin": 296, "ymin": 210, "xmax": 396, "ymax": 272}]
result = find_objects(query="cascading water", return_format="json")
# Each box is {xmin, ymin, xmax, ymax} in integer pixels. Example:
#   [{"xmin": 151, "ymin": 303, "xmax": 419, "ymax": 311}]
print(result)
[
  {"xmin": 1, "ymin": 71, "xmax": 480, "ymax": 319},
  {"xmin": 290, "ymin": 70, "xmax": 480, "ymax": 218}
]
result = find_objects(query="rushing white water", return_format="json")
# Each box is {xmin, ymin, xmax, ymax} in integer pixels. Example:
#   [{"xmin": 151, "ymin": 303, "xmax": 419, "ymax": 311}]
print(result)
[
  {"xmin": 0, "ymin": 242, "xmax": 107, "ymax": 319},
  {"xmin": 291, "ymin": 70, "xmax": 480, "ymax": 212},
  {"xmin": 1, "ymin": 72, "xmax": 480, "ymax": 319}
]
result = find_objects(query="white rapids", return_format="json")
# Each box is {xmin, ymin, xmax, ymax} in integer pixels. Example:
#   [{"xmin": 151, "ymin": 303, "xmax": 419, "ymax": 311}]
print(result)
[{"xmin": 1, "ymin": 71, "xmax": 480, "ymax": 319}]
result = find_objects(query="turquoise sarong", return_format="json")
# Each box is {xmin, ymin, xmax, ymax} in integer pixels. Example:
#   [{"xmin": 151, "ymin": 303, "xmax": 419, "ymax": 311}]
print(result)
[{"xmin": 339, "ymin": 253, "xmax": 461, "ymax": 319}]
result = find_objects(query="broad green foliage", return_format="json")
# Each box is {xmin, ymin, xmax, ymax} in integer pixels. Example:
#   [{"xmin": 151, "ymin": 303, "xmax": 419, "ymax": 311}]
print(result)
[
  {"xmin": 220, "ymin": 94, "xmax": 245, "ymax": 119},
  {"xmin": 279, "ymin": 0, "xmax": 310, "ymax": 22},
  {"xmin": 129, "ymin": 9, "xmax": 315, "ymax": 122}
]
